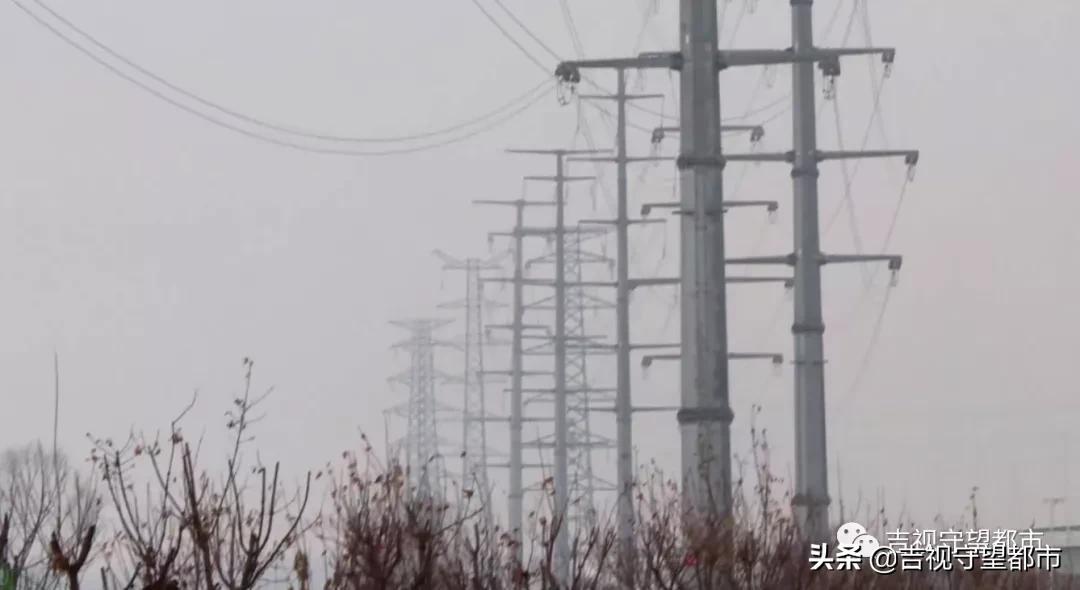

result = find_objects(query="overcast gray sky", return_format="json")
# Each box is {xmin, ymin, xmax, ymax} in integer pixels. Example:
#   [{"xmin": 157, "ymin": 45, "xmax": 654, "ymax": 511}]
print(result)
[{"xmin": 1, "ymin": 0, "xmax": 1077, "ymax": 532}]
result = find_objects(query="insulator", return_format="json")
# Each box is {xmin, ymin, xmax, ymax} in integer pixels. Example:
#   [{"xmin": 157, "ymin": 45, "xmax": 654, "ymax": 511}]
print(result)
[
  {"xmin": 883, "ymin": 62, "xmax": 894, "ymax": 78},
  {"xmin": 767, "ymin": 208, "xmax": 778, "ymax": 225},
  {"xmin": 764, "ymin": 65, "xmax": 777, "ymax": 89},
  {"xmin": 906, "ymin": 163, "xmax": 918, "ymax": 182},
  {"xmin": 771, "ymin": 360, "xmax": 783, "ymax": 377},
  {"xmin": 823, "ymin": 76, "xmax": 837, "ymax": 101},
  {"xmin": 784, "ymin": 282, "xmax": 794, "ymax": 301},
  {"xmin": 747, "ymin": 0, "xmax": 759, "ymax": 14},
  {"xmin": 889, "ymin": 269, "xmax": 900, "ymax": 288}
]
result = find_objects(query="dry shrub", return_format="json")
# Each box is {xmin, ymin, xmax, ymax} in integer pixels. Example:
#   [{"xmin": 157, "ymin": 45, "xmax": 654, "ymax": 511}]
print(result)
[{"xmin": 4, "ymin": 373, "xmax": 1065, "ymax": 589}]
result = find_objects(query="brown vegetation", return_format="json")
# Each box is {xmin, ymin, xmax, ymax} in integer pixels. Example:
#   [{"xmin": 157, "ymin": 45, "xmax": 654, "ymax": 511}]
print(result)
[{"xmin": 0, "ymin": 369, "xmax": 1068, "ymax": 589}]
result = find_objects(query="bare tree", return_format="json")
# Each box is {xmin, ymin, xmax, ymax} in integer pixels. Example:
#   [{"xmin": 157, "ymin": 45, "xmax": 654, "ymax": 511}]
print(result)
[
  {"xmin": 93, "ymin": 359, "xmax": 311, "ymax": 590},
  {"xmin": 0, "ymin": 443, "xmax": 99, "ymax": 590}
]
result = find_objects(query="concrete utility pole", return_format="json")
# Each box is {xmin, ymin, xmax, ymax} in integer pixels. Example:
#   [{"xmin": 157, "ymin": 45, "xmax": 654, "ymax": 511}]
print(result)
[
  {"xmin": 570, "ymin": 93, "xmax": 786, "ymax": 566},
  {"xmin": 475, "ymin": 197, "xmax": 553, "ymax": 548},
  {"xmin": 568, "ymin": 68, "xmax": 663, "ymax": 554},
  {"xmin": 554, "ymin": 0, "xmax": 748, "ymax": 520},
  {"xmin": 556, "ymin": 0, "xmax": 919, "ymax": 543},
  {"xmin": 505, "ymin": 149, "xmax": 604, "ymax": 583},
  {"xmin": 433, "ymin": 250, "xmax": 503, "ymax": 514}
]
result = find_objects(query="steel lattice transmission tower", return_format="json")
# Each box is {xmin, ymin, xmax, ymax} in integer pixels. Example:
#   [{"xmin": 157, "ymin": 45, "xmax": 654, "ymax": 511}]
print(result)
[
  {"xmin": 562, "ymin": 233, "xmax": 613, "ymax": 529},
  {"xmin": 434, "ymin": 250, "xmax": 504, "ymax": 509},
  {"xmin": 388, "ymin": 318, "xmax": 455, "ymax": 500},
  {"xmin": 524, "ymin": 226, "xmax": 617, "ymax": 532}
]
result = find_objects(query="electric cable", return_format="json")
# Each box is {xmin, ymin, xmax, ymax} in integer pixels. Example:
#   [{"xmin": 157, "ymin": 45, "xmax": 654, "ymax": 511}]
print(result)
[
  {"xmin": 23, "ymin": 0, "xmax": 555, "ymax": 145},
  {"xmin": 13, "ymin": 0, "xmax": 555, "ymax": 155}
]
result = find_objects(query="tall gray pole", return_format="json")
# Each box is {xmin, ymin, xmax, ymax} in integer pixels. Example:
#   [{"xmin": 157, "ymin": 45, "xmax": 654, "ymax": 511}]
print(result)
[
  {"xmin": 790, "ymin": 0, "xmax": 830, "ymax": 541},
  {"xmin": 556, "ymin": 0, "xmax": 919, "ymax": 544},
  {"xmin": 506, "ymin": 150, "xmax": 603, "ymax": 583},
  {"xmin": 551, "ymin": 154, "xmax": 571, "ymax": 581},
  {"xmin": 678, "ymin": 0, "xmax": 733, "ymax": 517},
  {"xmin": 475, "ymin": 196, "xmax": 558, "ymax": 561},
  {"xmin": 510, "ymin": 203, "xmax": 525, "ymax": 546},
  {"xmin": 613, "ymin": 67, "xmax": 635, "ymax": 554}
]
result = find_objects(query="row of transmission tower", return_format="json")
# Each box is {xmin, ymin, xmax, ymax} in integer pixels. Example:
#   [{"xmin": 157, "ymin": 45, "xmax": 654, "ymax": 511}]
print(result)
[{"xmin": 382, "ymin": 0, "xmax": 919, "ymax": 584}]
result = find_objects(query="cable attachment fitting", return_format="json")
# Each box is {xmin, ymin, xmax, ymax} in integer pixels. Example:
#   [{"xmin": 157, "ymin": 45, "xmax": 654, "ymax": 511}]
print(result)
[
  {"xmin": 750, "ymin": 126, "xmax": 765, "ymax": 144},
  {"xmin": 747, "ymin": 0, "xmax": 760, "ymax": 14},
  {"xmin": 904, "ymin": 152, "xmax": 920, "ymax": 182},
  {"xmin": 554, "ymin": 63, "xmax": 581, "ymax": 106},
  {"xmin": 651, "ymin": 128, "xmax": 665, "ymax": 146},
  {"xmin": 882, "ymin": 49, "xmax": 896, "ymax": 78},
  {"xmin": 819, "ymin": 58, "xmax": 841, "ymax": 101},
  {"xmin": 888, "ymin": 257, "xmax": 903, "ymax": 287}
]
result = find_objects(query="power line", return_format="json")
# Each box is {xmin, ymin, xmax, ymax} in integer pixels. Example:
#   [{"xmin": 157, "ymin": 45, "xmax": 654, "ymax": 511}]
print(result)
[
  {"xmin": 15, "ymin": 0, "xmax": 552, "ymax": 155},
  {"xmin": 487, "ymin": 0, "xmax": 672, "ymax": 130},
  {"xmin": 15, "ymin": 0, "xmax": 554, "ymax": 151},
  {"xmin": 470, "ymin": 0, "xmax": 553, "ymax": 76}
]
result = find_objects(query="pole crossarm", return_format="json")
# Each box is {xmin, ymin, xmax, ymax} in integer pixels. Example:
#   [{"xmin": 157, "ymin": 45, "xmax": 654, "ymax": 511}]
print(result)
[
  {"xmin": 591, "ymin": 405, "xmax": 682, "ymax": 414},
  {"xmin": 653, "ymin": 125, "xmax": 765, "ymax": 144},
  {"xmin": 517, "ymin": 386, "xmax": 615, "ymax": 394},
  {"xmin": 555, "ymin": 47, "xmax": 895, "ymax": 81},
  {"xmin": 507, "ymin": 148, "xmax": 612, "ymax": 156},
  {"xmin": 715, "ymin": 47, "xmax": 896, "ymax": 69},
  {"xmin": 624, "ymin": 150, "xmax": 918, "ymax": 168},
  {"xmin": 726, "ymin": 253, "xmax": 902, "ymax": 270},
  {"xmin": 641, "ymin": 352, "xmax": 784, "ymax": 367},
  {"xmin": 479, "ymin": 369, "xmax": 553, "ymax": 377},
  {"xmin": 578, "ymin": 93, "xmax": 665, "ymax": 101},
  {"xmin": 641, "ymin": 200, "xmax": 778, "ymax": 216},
  {"xmin": 570, "ymin": 156, "xmax": 674, "ymax": 164},
  {"xmin": 629, "ymin": 343, "xmax": 679, "ymax": 351},
  {"xmin": 484, "ymin": 323, "xmax": 550, "ymax": 333},
  {"xmin": 473, "ymin": 198, "xmax": 555, "ymax": 208},
  {"xmin": 523, "ymin": 441, "xmax": 616, "ymax": 450},
  {"xmin": 627, "ymin": 276, "xmax": 792, "ymax": 288},
  {"xmin": 493, "ymin": 279, "xmax": 617, "ymax": 288},
  {"xmin": 523, "ymin": 175, "xmax": 597, "ymax": 182},
  {"xmin": 577, "ymin": 218, "xmax": 667, "ymax": 227},
  {"xmin": 823, "ymin": 254, "xmax": 903, "ymax": 270}
]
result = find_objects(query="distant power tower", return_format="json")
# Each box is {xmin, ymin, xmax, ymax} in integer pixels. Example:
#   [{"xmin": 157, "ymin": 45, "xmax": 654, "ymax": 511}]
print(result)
[
  {"xmin": 475, "ymin": 196, "xmax": 555, "ymax": 549},
  {"xmin": 434, "ymin": 249, "xmax": 504, "ymax": 511},
  {"xmin": 504, "ymin": 148, "xmax": 604, "ymax": 583},
  {"xmin": 524, "ymin": 225, "xmax": 617, "ymax": 531},
  {"xmin": 387, "ymin": 318, "xmax": 455, "ymax": 500}
]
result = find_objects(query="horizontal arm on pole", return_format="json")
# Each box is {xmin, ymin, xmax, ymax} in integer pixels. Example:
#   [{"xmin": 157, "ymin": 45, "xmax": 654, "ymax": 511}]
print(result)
[{"xmin": 821, "ymin": 254, "xmax": 902, "ymax": 270}]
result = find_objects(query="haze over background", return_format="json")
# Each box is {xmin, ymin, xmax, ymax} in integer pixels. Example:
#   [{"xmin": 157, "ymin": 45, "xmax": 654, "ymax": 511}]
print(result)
[{"xmin": 0, "ymin": 0, "xmax": 1077, "ymax": 532}]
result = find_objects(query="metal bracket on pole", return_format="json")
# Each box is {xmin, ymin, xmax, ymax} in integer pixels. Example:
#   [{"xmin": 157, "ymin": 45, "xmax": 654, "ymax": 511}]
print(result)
[{"xmin": 641, "ymin": 352, "xmax": 784, "ymax": 368}]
